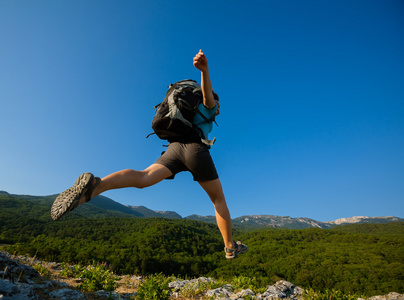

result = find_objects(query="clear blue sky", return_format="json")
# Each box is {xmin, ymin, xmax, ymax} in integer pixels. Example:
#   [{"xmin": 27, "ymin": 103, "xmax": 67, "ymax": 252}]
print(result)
[{"xmin": 1, "ymin": 0, "xmax": 403, "ymax": 222}]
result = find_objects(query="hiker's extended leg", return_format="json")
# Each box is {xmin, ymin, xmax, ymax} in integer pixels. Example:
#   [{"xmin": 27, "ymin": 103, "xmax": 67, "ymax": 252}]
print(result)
[
  {"xmin": 79, "ymin": 164, "xmax": 172, "ymax": 204},
  {"xmin": 51, "ymin": 164, "xmax": 172, "ymax": 221},
  {"xmin": 198, "ymin": 179, "xmax": 234, "ymax": 250},
  {"xmin": 198, "ymin": 178, "xmax": 248, "ymax": 258}
]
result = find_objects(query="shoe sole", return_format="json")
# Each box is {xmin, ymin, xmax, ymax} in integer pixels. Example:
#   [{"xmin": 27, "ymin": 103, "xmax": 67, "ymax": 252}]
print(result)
[{"xmin": 50, "ymin": 173, "xmax": 94, "ymax": 220}]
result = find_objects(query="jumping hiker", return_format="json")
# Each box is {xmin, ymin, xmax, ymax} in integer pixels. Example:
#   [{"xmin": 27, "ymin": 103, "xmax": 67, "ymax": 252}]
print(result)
[{"xmin": 51, "ymin": 49, "xmax": 248, "ymax": 259}]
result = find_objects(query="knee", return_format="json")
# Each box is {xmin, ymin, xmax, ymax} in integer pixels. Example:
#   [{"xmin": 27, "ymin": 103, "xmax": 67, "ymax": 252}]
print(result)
[
  {"xmin": 137, "ymin": 182, "xmax": 151, "ymax": 189},
  {"xmin": 136, "ymin": 172, "xmax": 149, "ymax": 189},
  {"xmin": 135, "ymin": 169, "xmax": 160, "ymax": 189},
  {"xmin": 210, "ymin": 193, "xmax": 226, "ymax": 206},
  {"xmin": 201, "ymin": 183, "xmax": 226, "ymax": 206},
  {"xmin": 121, "ymin": 169, "xmax": 150, "ymax": 189}
]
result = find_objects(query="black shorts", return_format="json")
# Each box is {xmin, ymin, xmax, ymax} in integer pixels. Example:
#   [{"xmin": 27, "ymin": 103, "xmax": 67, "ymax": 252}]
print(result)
[{"xmin": 155, "ymin": 142, "xmax": 219, "ymax": 181}]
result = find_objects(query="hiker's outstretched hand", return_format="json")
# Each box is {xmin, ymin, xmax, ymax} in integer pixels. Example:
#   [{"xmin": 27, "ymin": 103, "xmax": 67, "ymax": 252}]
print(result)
[{"xmin": 193, "ymin": 49, "xmax": 209, "ymax": 72}]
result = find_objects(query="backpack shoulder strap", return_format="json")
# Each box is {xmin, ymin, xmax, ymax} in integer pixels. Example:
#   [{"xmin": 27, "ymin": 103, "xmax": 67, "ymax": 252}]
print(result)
[{"xmin": 194, "ymin": 105, "xmax": 218, "ymax": 126}]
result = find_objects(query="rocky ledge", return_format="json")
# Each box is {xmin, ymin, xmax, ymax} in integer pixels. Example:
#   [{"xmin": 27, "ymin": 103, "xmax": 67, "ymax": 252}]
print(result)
[
  {"xmin": 1, "ymin": 251, "xmax": 403, "ymax": 300},
  {"xmin": 169, "ymin": 277, "xmax": 304, "ymax": 299}
]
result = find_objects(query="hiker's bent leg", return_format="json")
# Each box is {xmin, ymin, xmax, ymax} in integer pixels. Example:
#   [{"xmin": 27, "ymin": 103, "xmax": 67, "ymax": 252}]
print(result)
[
  {"xmin": 198, "ymin": 179, "xmax": 234, "ymax": 251},
  {"xmin": 79, "ymin": 164, "xmax": 172, "ymax": 204},
  {"xmin": 95, "ymin": 164, "xmax": 172, "ymax": 194}
]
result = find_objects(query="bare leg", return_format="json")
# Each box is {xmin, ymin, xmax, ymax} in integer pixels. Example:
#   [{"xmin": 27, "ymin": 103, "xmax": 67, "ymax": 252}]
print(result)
[
  {"xmin": 78, "ymin": 164, "xmax": 172, "ymax": 204},
  {"xmin": 198, "ymin": 179, "xmax": 236, "ymax": 254}
]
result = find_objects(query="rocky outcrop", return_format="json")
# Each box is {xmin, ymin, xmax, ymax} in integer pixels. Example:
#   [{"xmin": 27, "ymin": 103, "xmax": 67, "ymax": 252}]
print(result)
[
  {"xmin": 0, "ymin": 252, "xmax": 135, "ymax": 300},
  {"xmin": 358, "ymin": 294, "xmax": 404, "ymax": 300},
  {"xmin": 169, "ymin": 277, "xmax": 304, "ymax": 299},
  {"xmin": 168, "ymin": 277, "xmax": 404, "ymax": 300},
  {"xmin": 0, "ymin": 252, "xmax": 66, "ymax": 300}
]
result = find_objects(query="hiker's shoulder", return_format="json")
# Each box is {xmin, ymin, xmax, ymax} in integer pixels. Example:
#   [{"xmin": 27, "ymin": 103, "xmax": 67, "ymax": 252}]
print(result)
[{"xmin": 198, "ymin": 102, "xmax": 218, "ymax": 114}]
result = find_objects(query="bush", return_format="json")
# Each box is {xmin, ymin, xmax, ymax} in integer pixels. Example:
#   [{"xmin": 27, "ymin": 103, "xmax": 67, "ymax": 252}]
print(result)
[
  {"xmin": 302, "ymin": 288, "xmax": 364, "ymax": 300},
  {"xmin": 136, "ymin": 273, "xmax": 172, "ymax": 300},
  {"xmin": 33, "ymin": 264, "xmax": 52, "ymax": 279},
  {"xmin": 179, "ymin": 278, "xmax": 225, "ymax": 298},
  {"xmin": 60, "ymin": 262, "xmax": 119, "ymax": 292},
  {"xmin": 231, "ymin": 276, "xmax": 266, "ymax": 294},
  {"xmin": 60, "ymin": 262, "xmax": 83, "ymax": 278}
]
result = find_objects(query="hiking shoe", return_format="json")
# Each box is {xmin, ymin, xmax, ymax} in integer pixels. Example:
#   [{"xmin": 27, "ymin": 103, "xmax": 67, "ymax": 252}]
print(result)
[
  {"xmin": 225, "ymin": 241, "xmax": 248, "ymax": 259},
  {"xmin": 51, "ymin": 172, "xmax": 100, "ymax": 220}
]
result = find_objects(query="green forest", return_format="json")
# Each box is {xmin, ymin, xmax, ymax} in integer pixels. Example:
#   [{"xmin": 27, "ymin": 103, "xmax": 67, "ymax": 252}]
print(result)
[{"xmin": 1, "ymin": 194, "xmax": 403, "ymax": 297}]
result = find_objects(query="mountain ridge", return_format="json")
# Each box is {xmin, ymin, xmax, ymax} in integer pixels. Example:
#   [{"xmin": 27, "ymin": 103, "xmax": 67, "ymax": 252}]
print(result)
[{"xmin": 1, "ymin": 190, "xmax": 402, "ymax": 229}]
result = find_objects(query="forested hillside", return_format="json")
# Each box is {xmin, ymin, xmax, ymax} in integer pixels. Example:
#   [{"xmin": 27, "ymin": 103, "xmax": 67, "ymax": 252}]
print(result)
[
  {"xmin": 2, "ymin": 190, "xmax": 402, "ymax": 230},
  {"xmin": 1, "ymin": 194, "xmax": 403, "ymax": 297}
]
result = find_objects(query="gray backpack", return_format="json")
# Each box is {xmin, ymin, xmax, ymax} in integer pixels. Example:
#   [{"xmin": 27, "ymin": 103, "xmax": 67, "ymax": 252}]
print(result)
[{"xmin": 148, "ymin": 79, "xmax": 216, "ymax": 145}]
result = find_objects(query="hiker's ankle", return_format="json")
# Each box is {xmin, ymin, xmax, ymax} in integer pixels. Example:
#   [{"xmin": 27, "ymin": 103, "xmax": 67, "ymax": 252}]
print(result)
[
  {"xmin": 225, "ymin": 241, "xmax": 235, "ymax": 250},
  {"xmin": 78, "ymin": 195, "xmax": 87, "ymax": 205}
]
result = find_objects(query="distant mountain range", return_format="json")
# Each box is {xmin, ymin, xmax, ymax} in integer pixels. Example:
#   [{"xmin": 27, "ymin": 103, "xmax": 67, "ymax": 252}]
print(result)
[
  {"xmin": 231, "ymin": 215, "xmax": 402, "ymax": 230},
  {"xmin": 1, "ymin": 190, "xmax": 402, "ymax": 229}
]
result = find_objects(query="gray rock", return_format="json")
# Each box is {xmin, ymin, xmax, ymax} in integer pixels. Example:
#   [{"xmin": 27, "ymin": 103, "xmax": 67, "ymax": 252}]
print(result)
[
  {"xmin": 0, "ymin": 253, "xmax": 40, "ymax": 283},
  {"xmin": 47, "ymin": 288, "xmax": 85, "ymax": 299},
  {"xmin": 0, "ymin": 279, "xmax": 39, "ymax": 300},
  {"xmin": 168, "ymin": 279, "xmax": 189, "ymax": 291},
  {"xmin": 358, "ymin": 293, "xmax": 404, "ymax": 300},
  {"xmin": 15, "ymin": 282, "xmax": 37, "ymax": 297},
  {"xmin": 94, "ymin": 290, "xmax": 137, "ymax": 300},
  {"xmin": 274, "ymin": 280, "xmax": 304, "ymax": 298},
  {"xmin": 260, "ymin": 285, "xmax": 287, "ymax": 298},
  {"xmin": 34, "ymin": 280, "xmax": 54, "ymax": 289},
  {"xmin": 169, "ymin": 276, "xmax": 216, "ymax": 293},
  {"xmin": 237, "ymin": 288, "xmax": 256, "ymax": 297},
  {"xmin": 52, "ymin": 280, "xmax": 69, "ymax": 287},
  {"xmin": 206, "ymin": 286, "xmax": 233, "ymax": 298},
  {"xmin": 94, "ymin": 290, "xmax": 120, "ymax": 299},
  {"xmin": 256, "ymin": 280, "xmax": 303, "ymax": 299},
  {"xmin": 0, "ymin": 279, "xmax": 19, "ymax": 296},
  {"xmin": 205, "ymin": 280, "xmax": 304, "ymax": 300}
]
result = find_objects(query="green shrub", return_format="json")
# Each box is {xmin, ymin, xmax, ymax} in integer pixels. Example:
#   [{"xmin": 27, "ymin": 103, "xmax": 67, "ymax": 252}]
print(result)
[
  {"xmin": 78, "ymin": 263, "xmax": 119, "ymax": 292},
  {"xmin": 303, "ymin": 288, "xmax": 364, "ymax": 300},
  {"xmin": 231, "ymin": 275, "xmax": 266, "ymax": 294},
  {"xmin": 136, "ymin": 273, "xmax": 172, "ymax": 300},
  {"xmin": 33, "ymin": 264, "xmax": 52, "ymax": 279},
  {"xmin": 60, "ymin": 262, "xmax": 83, "ymax": 278},
  {"xmin": 60, "ymin": 262, "xmax": 119, "ymax": 292},
  {"xmin": 179, "ymin": 278, "xmax": 225, "ymax": 298}
]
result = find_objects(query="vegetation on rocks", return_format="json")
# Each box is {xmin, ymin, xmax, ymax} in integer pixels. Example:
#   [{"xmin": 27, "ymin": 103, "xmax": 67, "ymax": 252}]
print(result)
[
  {"xmin": 60, "ymin": 261, "xmax": 119, "ymax": 292},
  {"xmin": 136, "ymin": 273, "xmax": 172, "ymax": 300}
]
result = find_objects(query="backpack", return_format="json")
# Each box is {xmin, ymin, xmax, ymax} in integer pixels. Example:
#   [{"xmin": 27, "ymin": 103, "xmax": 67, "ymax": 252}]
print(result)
[{"xmin": 148, "ymin": 79, "xmax": 217, "ymax": 144}]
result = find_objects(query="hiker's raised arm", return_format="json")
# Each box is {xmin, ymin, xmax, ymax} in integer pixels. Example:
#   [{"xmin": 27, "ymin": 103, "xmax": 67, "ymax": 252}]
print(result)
[{"xmin": 193, "ymin": 50, "xmax": 216, "ymax": 109}]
